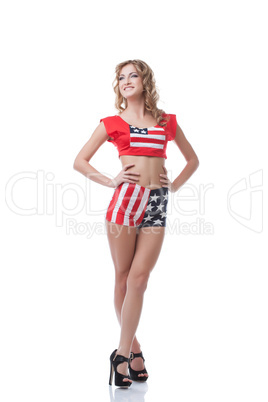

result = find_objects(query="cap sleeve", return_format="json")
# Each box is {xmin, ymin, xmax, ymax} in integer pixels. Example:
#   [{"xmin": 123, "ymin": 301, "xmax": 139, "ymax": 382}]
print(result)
[
  {"xmin": 166, "ymin": 114, "xmax": 177, "ymax": 141},
  {"xmin": 99, "ymin": 116, "xmax": 117, "ymax": 141}
]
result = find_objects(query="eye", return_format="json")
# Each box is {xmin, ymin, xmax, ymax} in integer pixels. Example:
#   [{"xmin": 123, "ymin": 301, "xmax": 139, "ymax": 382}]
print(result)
[{"xmin": 119, "ymin": 74, "xmax": 138, "ymax": 81}]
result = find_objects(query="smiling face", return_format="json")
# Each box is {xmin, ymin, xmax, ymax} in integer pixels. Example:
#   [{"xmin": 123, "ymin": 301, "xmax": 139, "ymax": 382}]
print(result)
[{"xmin": 118, "ymin": 64, "xmax": 144, "ymax": 100}]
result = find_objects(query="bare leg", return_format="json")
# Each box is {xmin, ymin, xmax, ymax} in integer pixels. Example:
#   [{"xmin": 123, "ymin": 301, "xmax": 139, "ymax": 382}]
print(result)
[
  {"xmin": 106, "ymin": 220, "xmax": 141, "ymax": 345},
  {"xmin": 106, "ymin": 220, "xmax": 141, "ymax": 382},
  {"xmin": 116, "ymin": 226, "xmax": 166, "ymax": 378},
  {"xmin": 114, "ymin": 279, "xmax": 142, "ymax": 353}
]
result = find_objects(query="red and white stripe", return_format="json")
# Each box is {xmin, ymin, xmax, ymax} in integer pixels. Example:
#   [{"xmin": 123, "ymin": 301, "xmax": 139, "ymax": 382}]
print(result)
[
  {"xmin": 106, "ymin": 183, "xmax": 151, "ymax": 226},
  {"xmin": 130, "ymin": 126, "xmax": 166, "ymax": 150}
]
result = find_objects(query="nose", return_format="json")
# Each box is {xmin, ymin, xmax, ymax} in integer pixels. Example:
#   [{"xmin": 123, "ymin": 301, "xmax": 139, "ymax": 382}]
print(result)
[{"xmin": 120, "ymin": 76, "xmax": 132, "ymax": 86}]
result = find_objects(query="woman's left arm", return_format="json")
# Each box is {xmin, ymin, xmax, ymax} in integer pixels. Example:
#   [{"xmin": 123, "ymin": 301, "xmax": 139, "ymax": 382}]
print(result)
[{"xmin": 159, "ymin": 123, "xmax": 199, "ymax": 193}]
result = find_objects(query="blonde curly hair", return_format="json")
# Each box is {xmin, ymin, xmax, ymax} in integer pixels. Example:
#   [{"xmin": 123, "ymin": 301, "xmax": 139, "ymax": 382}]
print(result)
[{"xmin": 112, "ymin": 59, "xmax": 170, "ymax": 127}]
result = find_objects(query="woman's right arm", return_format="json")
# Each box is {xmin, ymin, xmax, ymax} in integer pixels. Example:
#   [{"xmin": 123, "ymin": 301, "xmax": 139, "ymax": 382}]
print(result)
[
  {"xmin": 73, "ymin": 121, "xmax": 140, "ymax": 188},
  {"xmin": 73, "ymin": 121, "xmax": 116, "ymax": 187}
]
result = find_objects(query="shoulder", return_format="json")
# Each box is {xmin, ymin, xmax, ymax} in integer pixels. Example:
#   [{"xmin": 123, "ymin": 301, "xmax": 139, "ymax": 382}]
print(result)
[
  {"xmin": 99, "ymin": 115, "xmax": 122, "ymax": 140},
  {"xmin": 99, "ymin": 115, "xmax": 120, "ymax": 130},
  {"xmin": 161, "ymin": 112, "xmax": 176, "ymax": 121},
  {"xmin": 161, "ymin": 113, "xmax": 177, "ymax": 128},
  {"xmin": 164, "ymin": 112, "xmax": 176, "ymax": 119},
  {"xmin": 162, "ymin": 113, "xmax": 177, "ymax": 140}
]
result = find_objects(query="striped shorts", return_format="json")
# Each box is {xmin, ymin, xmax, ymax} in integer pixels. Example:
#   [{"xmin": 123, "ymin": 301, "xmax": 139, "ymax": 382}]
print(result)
[{"xmin": 106, "ymin": 182, "xmax": 169, "ymax": 227}]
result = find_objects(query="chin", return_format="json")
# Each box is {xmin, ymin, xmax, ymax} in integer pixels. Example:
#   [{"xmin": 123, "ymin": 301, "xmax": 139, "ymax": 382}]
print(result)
[{"xmin": 123, "ymin": 91, "xmax": 143, "ymax": 99}]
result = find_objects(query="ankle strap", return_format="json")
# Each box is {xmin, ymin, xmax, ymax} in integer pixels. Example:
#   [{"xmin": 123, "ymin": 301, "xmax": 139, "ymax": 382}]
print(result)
[
  {"xmin": 113, "ymin": 354, "xmax": 129, "ymax": 367},
  {"xmin": 130, "ymin": 351, "xmax": 144, "ymax": 361}
]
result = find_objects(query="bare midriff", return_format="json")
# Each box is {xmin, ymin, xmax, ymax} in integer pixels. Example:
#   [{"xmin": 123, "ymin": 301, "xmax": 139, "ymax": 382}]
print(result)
[{"xmin": 120, "ymin": 155, "xmax": 166, "ymax": 190}]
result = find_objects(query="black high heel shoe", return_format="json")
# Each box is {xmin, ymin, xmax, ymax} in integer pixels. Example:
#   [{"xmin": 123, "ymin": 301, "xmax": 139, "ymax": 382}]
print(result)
[
  {"xmin": 129, "ymin": 351, "xmax": 149, "ymax": 382},
  {"xmin": 109, "ymin": 349, "xmax": 132, "ymax": 388}
]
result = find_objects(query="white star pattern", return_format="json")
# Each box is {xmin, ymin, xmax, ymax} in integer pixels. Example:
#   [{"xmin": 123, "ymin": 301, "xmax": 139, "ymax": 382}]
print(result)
[
  {"xmin": 150, "ymin": 194, "xmax": 160, "ymax": 203},
  {"xmin": 156, "ymin": 203, "xmax": 165, "ymax": 212},
  {"xmin": 138, "ymin": 188, "xmax": 169, "ymax": 228},
  {"xmin": 144, "ymin": 214, "xmax": 153, "ymax": 222},
  {"xmin": 146, "ymin": 203, "xmax": 154, "ymax": 211},
  {"xmin": 153, "ymin": 219, "xmax": 163, "ymax": 225}
]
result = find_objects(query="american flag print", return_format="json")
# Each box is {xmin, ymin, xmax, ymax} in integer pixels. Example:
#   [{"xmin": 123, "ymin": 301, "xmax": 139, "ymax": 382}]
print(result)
[
  {"xmin": 138, "ymin": 187, "xmax": 169, "ymax": 228},
  {"xmin": 129, "ymin": 125, "xmax": 166, "ymax": 151},
  {"xmin": 100, "ymin": 114, "xmax": 177, "ymax": 159},
  {"xmin": 106, "ymin": 183, "xmax": 169, "ymax": 227},
  {"xmin": 106, "ymin": 183, "xmax": 151, "ymax": 226}
]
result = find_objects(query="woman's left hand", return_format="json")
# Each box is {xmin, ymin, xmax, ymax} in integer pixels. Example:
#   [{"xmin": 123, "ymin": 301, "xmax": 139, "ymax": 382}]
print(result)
[{"xmin": 159, "ymin": 166, "xmax": 174, "ymax": 192}]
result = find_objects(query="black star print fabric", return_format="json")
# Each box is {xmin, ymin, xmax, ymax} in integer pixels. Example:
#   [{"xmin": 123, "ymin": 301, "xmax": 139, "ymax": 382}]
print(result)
[{"xmin": 138, "ymin": 187, "xmax": 169, "ymax": 228}]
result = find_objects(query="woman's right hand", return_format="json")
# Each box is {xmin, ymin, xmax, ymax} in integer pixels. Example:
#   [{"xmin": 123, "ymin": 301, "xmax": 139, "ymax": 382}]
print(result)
[{"xmin": 109, "ymin": 164, "xmax": 140, "ymax": 188}]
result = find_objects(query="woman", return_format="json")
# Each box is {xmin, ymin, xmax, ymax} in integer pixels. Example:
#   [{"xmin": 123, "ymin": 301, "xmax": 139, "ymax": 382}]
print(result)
[{"xmin": 73, "ymin": 59, "xmax": 199, "ymax": 388}]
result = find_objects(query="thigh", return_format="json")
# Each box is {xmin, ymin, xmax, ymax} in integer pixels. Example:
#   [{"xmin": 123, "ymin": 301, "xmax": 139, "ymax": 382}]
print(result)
[
  {"xmin": 129, "ymin": 226, "xmax": 166, "ymax": 277},
  {"xmin": 105, "ymin": 220, "xmax": 138, "ymax": 275}
]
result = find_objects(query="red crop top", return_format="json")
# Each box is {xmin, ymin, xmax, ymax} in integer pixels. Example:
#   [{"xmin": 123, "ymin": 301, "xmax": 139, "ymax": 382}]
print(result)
[{"xmin": 99, "ymin": 113, "xmax": 177, "ymax": 159}]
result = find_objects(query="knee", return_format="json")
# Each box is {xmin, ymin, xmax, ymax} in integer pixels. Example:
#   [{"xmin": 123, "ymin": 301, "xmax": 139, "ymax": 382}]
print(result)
[
  {"xmin": 127, "ymin": 272, "xmax": 150, "ymax": 294},
  {"xmin": 115, "ymin": 271, "xmax": 128, "ymax": 294}
]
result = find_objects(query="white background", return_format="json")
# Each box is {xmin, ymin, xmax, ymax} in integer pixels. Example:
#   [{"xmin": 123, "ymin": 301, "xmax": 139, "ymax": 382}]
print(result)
[{"xmin": 1, "ymin": 0, "xmax": 267, "ymax": 401}]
